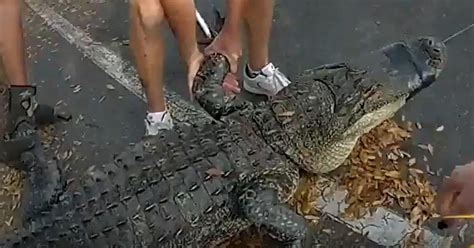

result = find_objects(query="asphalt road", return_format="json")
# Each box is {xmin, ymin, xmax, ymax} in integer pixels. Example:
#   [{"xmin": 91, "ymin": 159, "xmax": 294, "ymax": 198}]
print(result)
[{"xmin": 1, "ymin": 0, "xmax": 474, "ymax": 247}]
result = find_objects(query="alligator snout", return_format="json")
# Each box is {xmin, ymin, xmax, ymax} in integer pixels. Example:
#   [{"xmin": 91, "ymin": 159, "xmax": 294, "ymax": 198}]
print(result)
[
  {"xmin": 380, "ymin": 36, "xmax": 447, "ymax": 98},
  {"xmin": 412, "ymin": 36, "xmax": 447, "ymax": 83}
]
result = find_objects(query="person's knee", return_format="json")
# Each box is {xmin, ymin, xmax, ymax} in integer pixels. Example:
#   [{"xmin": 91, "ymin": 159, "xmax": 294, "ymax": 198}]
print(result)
[
  {"xmin": 0, "ymin": 0, "xmax": 20, "ymax": 7},
  {"xmin": 130, "ymin": 0, "xmax": 164, "ymax": 32}
]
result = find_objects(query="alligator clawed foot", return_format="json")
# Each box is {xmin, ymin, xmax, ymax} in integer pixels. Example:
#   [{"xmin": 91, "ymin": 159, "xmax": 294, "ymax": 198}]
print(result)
[{"xmin": 192, "ymin": 53, "xmax": 251, "ymax": 119}]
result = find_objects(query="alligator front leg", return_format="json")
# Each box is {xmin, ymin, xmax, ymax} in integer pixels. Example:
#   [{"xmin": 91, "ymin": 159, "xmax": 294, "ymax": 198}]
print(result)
[
  {"xmin": 192, "ymin": 53, "xmax": 252, "ymax": 119},
  {"xmin": 239, "ymin": 185, "xmax": 307, "ymax": 247},
  {"xmin": 237, "ymin": 164, "xmax": 307, "ymax": 247}
]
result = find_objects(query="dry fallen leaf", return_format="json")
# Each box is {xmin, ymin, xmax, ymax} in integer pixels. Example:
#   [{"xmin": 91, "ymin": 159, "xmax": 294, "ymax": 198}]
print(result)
[
  {"xmin": 417, "ymin": 143, "xmax": 434, "ymax": 156},
  {"xmin": 338, "ymin": 119, "xmax": 437, "ymax": 244},
  {"xmin": 436, "ymin": 125, "xmax": 444, "ymax": 132},
  {"xmin": 415, "ymin": 122, "xmax": 422, "ymax": 129},
  {"xmin": 408, "ymin": 158, "xmax": 417, "ymax": 166}
]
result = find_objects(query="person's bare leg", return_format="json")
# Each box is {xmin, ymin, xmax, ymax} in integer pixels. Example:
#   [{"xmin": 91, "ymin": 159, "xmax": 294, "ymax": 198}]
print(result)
[
  {"xmin": 0, "ymin": 2, "xmax": 64, "ymax": 206},
  {"xmin": 0, "ymin": 0, "xmax": 28, "ymax": 86},
  {"xmin": 129, "ymin": 0, "xmax": 203, "ymax": 135},
  {"xmin": 241, "ymin": 0, "xmax": 291, "ymax": 96},
  {"xmin": 130, "ymin": 0, "xmax": 174, "ymax": 136},
  {"xmin": 160, "ymin": 0, "xmax": 203, "ymax": 95},
  {"xmin": 242, "ymin": 0, "xmax": 273, "ymax": 71},
  {"xmin": 129, "ymin": 0, "xmax": 166, "ymax": 113},
  {"xmin": 205, "ymin": 0, "xmax": 289, "ymax": 96}
]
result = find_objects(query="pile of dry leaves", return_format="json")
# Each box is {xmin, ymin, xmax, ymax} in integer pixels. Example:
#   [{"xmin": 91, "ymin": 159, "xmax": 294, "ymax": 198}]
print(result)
[
  {"xmin": 289, "ymin": 119, "xmax": 438, "ymax": 227},
  {"xmin": 340, "ymin": 119, "xmax": 437, "ymax": 222},
  {"xmin": 339, "ymin": 119, "xmax": 438, "ymax": 244}
]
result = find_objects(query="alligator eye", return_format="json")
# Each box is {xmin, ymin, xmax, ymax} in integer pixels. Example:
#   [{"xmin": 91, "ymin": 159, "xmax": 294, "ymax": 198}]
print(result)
[{"xmin": 427, "ymin": 39, "xmax": 434, "ymax": 46}]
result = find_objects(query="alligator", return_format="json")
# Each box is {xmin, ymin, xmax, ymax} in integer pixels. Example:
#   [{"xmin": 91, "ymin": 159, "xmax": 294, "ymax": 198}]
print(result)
[{"xmin": 0, "ymin": 35, "xmax": 447, "ymax": 247}]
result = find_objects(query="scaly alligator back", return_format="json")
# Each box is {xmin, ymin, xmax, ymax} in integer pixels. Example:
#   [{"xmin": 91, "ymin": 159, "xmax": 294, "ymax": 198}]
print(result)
[{"xmin": 0, "ymin": 119, "xmax": 294, "ymax": 248}]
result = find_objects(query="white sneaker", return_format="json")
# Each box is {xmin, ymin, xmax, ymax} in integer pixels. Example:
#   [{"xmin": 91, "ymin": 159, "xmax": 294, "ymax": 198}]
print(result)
[
  {"xmin": 144, "ymin": 111, "xmax": 174, "ymax": 136},
  {"xmin": 243, "ymin": 62, "xmax": 292, "ymax": 96}
]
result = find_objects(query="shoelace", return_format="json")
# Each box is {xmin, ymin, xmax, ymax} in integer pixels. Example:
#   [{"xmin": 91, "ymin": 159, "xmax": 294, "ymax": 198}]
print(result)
[
  {"xmin": 268, "ymin": 66, "xmax": 290, "ymax": 89},
  {"xmin": 146, "ymin": 112, "xmax": 173, "ymax": 133}
]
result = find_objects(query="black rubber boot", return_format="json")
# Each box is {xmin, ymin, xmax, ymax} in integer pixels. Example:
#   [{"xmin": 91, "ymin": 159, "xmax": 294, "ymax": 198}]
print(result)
[
  {"xmin": 6, "ymin": 85, "xmax": 39, "ymax": 141},
  {"xmin": 1, "ymin": 85, "xmax": 36, "ymax": 162},
  {"xmin": 5, "ymin": 85, "xmax": 64, "ymax": 219}
]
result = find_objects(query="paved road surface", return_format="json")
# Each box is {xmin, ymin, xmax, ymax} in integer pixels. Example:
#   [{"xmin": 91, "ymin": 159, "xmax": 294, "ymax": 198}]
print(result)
[{"xmin": 1, "ymin": 0, "xmax": 473, "ymax": 247}]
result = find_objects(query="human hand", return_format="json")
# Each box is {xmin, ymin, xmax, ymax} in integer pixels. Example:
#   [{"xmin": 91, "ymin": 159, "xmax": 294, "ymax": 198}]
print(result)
[
  {"xmin": 204, "ymin": 31, "xmax": 242, "ymax": 95},
  {"xmin": 187, "ymin": 52, "xmax": 205, "ymax": 100},
  {"xmin": 436, "ymin": 161, "xmax": 474, "ymax": 229},
  {"xmin": 204, "ymin": 31, "xmax": 241, "ymax": 74},
  {"xmin": 0, "ymin": 135, "xmax": 35, "ymax": 163}
]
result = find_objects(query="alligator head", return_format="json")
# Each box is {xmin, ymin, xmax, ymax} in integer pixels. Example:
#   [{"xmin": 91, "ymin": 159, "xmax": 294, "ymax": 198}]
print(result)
[
  {"xmin": 355, "ymin": 36, "xmax": 447, "ymax": 105},
  {"xmin": 270, "ymin": 37, "xmax": 447, "ymax": 173},
  {"xmin": 192, "ymin": 36, "xmax": 448, "ymax": 174},
  {"xmin": 317, "ymin": 36, "xmax": 448, "ymax": 141},
  {"xmin": 293, "ymin": 36, "xmax": 448, "ymax": 173}
]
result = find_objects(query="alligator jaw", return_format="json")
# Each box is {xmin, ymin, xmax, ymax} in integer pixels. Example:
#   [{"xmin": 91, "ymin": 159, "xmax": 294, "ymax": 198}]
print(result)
[{"xmin": 400, "ymin": 36, "xmax": 447, "ymax": 99}]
